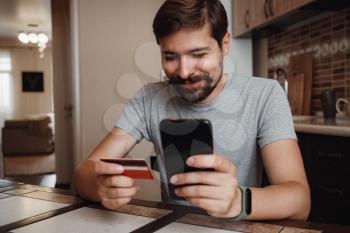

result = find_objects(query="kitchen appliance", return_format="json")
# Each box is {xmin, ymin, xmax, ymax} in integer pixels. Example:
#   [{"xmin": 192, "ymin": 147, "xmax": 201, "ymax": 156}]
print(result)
[
  {"xmin": 336, "ymin": 97, "xmax": 350, "ymax": 118},
  {"xmin": 321, "ymin": 89, "xmax": 336, "ymax": 119}
]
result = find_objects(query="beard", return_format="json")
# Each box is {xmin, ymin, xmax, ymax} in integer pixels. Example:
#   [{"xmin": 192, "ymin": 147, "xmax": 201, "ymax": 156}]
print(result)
[
  {"xmin": 168, "ymin": 74, "xmax": 214, "ymax": 103},
  {"xmin": 166, "ymin": 67, "xmax": 223, "ymax": 103}
]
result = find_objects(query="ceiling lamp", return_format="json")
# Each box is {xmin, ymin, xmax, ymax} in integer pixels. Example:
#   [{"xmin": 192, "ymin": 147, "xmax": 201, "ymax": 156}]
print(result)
[
  {"xmin": 38, "ymin": 33, "xmax": 48, "ymax": 44},
  {"xmin": 18, "ymin": 32, "xmax": 29, "ymax": 43},
  {"xmin": 17, "ymin": 32, "xmax": 49, "ymax": 58},
  {"xmin": 28, "ymin": 33, "xmax": 38, "ymax": 43}
]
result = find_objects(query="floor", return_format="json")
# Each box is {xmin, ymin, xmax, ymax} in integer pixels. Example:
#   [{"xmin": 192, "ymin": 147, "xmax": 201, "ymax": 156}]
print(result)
[
  {"xmin": 5, "ymin": 174, "xmax": 57, "ymax": 188},
  {"xmin": 1, "ymin": 147, "xmax": 57, "ymax": 187}
]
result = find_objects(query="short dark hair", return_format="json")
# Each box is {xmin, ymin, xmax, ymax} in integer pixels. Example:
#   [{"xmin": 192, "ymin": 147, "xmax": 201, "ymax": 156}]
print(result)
[{"xmin": 153, "ymin": 0, "xmax": 228, "ymax": 48}]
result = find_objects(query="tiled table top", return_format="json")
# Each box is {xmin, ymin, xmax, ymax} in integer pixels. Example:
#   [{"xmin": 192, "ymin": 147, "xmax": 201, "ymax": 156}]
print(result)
[
  {"xmin": 175, "ymin": 213, "xmax": 283, "ymax": 233},
  {"xmin": 0, "ymin": 180, "xmax": 16, "ymax": 188},
  {"xmin": 155, "ymin": 222, "xmax": 242, "ymax": 233},
  {"xmin": 0, "ymin": 193, "xmax": 11, "ymax": 199},
  {"xmin": 0, "ymin": 196, "xmax": 68, "ymax": 226},
  {"xmin": 0, "ymin": 180, "xmax": 349, "ymax": 233},
  {"xmin": 12, "ymin": 207, "xmax": 156, "ymax": 233},
  {"xmin": 4, "ymin": 188, "xmax": 36, "ymax": 196}
]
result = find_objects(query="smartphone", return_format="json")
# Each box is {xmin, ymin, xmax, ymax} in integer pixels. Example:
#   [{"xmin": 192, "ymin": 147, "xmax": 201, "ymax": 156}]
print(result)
[{"xmin": 159, "ymin": 119, "xmax": 213, "ymax": 200}]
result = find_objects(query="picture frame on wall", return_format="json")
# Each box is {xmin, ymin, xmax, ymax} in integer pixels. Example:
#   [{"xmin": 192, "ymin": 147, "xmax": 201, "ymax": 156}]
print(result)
[{"xmin": 22, "ymin": 71, "xmax": 44, "ymax": 92}]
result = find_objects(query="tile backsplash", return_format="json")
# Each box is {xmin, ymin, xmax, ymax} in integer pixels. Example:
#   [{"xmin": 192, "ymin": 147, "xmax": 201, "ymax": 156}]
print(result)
[{"xmin": 268, "ymin": 7, "xmax": 350, "ymax": 113}]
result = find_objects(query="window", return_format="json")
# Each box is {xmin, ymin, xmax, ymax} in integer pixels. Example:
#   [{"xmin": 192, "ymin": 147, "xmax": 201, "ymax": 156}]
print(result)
[
  {"xmin": 0, "ymin": 52, "xmax": 12, "ymax": 110},
  {"xmin": 0, "ymin": 51, "xmax": 13, "ymax": 141}
]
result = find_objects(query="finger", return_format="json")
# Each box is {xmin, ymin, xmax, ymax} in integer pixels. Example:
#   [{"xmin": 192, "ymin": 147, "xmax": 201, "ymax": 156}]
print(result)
[
  {"xmin": 186, "ymin": 154, "xmax": 236, "ymax": 174},
  {"xmin": 104, "ymin": 186, "xmax": 140, "ymax": 199},
  {"xmin": 97, "ymin": 175, "xmax": 134, "ymax": 188},
  {"xmin": 171, "ymin": 172, "xmax": 237, "ymax": 187},
  {"xmin": 94, "ymin": 161, "xmax": 124, "ymax": 175},
  {"xmin": 101, "ymin": 197, "xmax": 131, "ymax": 210},
  {"xmin": 186, "ymin": 197, "xmax": 230, "ymax": 216},
  {"xmin": 175, "ymin": 185, "xmax": 235, "ymax": 200}
]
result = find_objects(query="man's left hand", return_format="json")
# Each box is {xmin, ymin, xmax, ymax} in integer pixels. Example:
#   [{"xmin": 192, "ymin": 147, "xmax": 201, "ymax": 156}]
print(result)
[{"xmin": 170, "ymin": 153, "xmax": 242, "ymax": 218}]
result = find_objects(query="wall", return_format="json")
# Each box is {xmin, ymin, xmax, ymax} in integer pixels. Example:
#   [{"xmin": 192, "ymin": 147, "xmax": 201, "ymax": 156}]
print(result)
[
  {"xmin": 267, "ymin": 7, "xmax": 350, "ymax": 113},
  {"xmin": 0, "ymin": 41, "xmax": 53, "ymax": 118},
  {"xmin": 77, "ymin": 0, "xmax": 164, "ymax": 202},
  {"xmin": 253, "ymin": 37, "xmax": 268, "ymax": 78},
  {"xmin": 222, "ymin": 0, "xmax": 252, "ymax": 77},
  {"xmin": 76, "ymin": 0, "xmax": 252, "ymax": 201},
  {"xmin": 11, "ymin": 47, "xmax": 53, "ymax": 117}
]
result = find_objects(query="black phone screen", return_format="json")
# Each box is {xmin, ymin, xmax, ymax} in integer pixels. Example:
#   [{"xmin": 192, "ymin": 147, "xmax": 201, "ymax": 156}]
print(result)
[{"xmin": 160, "ymin": 119, "xmax": 213, "ymax": 200}]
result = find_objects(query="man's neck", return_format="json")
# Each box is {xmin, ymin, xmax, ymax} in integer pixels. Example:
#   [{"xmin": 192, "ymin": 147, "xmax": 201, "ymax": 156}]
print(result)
[{"xmin": 198, "ymin": 73, "xmax": 228, "ymax": 105}]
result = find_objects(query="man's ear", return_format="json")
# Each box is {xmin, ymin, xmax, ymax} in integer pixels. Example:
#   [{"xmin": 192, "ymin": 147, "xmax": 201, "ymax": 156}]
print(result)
[{"xmin": 221, "ymin": 32, "xmax": 230, "ymax": 56}]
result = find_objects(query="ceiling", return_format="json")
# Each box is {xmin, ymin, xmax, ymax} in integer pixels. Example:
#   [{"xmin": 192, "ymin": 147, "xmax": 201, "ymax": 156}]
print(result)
[{"xmin": 0, "ymin": 0, "xmax": 52, "ymax": 40}]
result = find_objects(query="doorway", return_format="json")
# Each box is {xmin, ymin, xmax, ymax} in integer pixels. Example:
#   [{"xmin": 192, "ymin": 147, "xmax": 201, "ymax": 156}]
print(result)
[{"xmin": 0, "ymin": 0, "xmax": 56, "ymax": 186}]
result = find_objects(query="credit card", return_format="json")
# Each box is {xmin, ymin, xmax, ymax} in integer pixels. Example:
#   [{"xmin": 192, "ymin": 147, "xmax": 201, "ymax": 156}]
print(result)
[{"xmin": 100, "ymin": 158, "xmax": 154, "ymax": 180}]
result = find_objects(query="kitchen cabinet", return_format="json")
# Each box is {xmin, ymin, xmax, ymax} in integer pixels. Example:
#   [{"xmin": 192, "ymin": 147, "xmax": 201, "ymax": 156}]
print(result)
[
  {"xmin": 291, "ymin": 0, "xmax": 315, "ymax": 10},
  {"xmin": 233, "ymin": 0, "xmax": 270, "ymax": 37},
  {"xmin": 268, "ymin": 0, "xmax": 314, "ymax": 19},
  {"xmin": 233, "ymin": 0, "xmax": 314, "ymax": 37},
  {"xmin": 297, "ymin": 133, "xmax": 350, "ymax": 225},
  {"xmin": 233, "ymin": 0, "xmax": 251, "ymax": 37},
  {"xmin": 250, "ymin": 0, "xmax": 269, "ymax": 28}
]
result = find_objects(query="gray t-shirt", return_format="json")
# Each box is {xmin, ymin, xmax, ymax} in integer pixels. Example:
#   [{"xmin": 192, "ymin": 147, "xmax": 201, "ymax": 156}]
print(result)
[{"xmin": 116, "ymin": 74, "xmax": 296, "ymax": 203}]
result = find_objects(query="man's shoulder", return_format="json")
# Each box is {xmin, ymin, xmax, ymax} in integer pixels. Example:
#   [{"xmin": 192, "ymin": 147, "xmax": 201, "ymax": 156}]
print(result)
[
  {"xmin": 231, "ymin": 74, "xmax": 278, "ymax": 92},
  {"xmin": 136, "ymin": 81, "xmax": 168, "ymax": 96},
  {"xmin": 233, "ymin": 74, "xmax": 276, "ymax": 85},
  {"xmin": 142, "ymin": 81, "xmax": 166, "ymax": 91},
  {"xmin": 135, "ymin": 81, "xmax": 175, "ymax": 102}
]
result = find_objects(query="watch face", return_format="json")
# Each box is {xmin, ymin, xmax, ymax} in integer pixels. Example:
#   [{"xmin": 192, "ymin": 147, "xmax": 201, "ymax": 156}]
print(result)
[{"xmin": 245, "ymin": 188, "xmax": 252, "ymax": 215}]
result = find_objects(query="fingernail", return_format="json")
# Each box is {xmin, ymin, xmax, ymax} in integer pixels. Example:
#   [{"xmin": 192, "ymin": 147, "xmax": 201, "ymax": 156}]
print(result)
[
  {"xmin": 114, "ymin": 166, "xmax": 123, "ymax": 173},
  {"xmin": 170, "ymin": 176, "xmax": 177, "ymax": 184},
  {"xmin": 186, "ymin": 157, "xmax": 193, "ymax": 165}
]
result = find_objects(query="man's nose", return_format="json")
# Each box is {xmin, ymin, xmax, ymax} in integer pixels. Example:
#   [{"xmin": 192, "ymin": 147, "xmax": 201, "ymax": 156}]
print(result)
[{"xmin": 177, "ymin": 57, "xmax": 194, "ymax": 79}]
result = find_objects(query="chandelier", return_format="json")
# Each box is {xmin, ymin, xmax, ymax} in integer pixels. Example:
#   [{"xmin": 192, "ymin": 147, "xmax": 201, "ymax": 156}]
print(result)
[{"xmin": 17, "ymin": 32, "xmax": 49, "ymax": 58}]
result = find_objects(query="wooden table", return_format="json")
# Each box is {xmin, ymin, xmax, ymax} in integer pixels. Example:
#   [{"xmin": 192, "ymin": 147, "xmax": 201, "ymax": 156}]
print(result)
[{"xmin": 0, "ymin": 180, "xmax": 349, "ymax": 233}]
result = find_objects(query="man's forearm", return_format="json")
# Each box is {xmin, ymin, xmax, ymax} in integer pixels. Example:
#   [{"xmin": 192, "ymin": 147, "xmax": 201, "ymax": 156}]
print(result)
[
  {"xmin": 246, "ymin": 181, "xmax": 310, "ymax": 220},
  {"xmin": 73, "ymin": 159, "xmax": 100, "ymax": 202},
  {"xmin": 73, "ymin": 128, "xmax": 137, "ymax": 202}
]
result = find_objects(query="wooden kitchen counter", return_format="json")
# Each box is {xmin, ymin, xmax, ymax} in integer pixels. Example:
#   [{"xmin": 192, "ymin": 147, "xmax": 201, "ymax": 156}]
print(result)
[
  {"xmin": 1, "ymin": 180, "xmax": 350, "ymax": 233},
  {"xmin": 293, "ymin": 116, "xmax": 350, "ymax": 137}
]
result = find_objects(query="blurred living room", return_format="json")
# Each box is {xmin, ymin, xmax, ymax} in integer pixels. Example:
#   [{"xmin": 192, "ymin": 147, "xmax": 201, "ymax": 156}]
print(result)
[{"xmin": 0, "ymin": 0, "xmax": 56, "ymax": 187}]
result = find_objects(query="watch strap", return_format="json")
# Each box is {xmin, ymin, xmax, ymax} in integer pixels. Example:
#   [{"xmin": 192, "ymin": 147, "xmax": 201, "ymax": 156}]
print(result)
[{"xmin": 231, "ymin": 185, "xmax": 251, "ymax": 221}]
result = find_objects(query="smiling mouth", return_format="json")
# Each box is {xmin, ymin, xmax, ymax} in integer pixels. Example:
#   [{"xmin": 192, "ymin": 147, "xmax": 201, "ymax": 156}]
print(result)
[
  {"xmin": 181, "ymin": 80, "xmax": 202, "ymax": 89},
  {"xmin": 168, "ymin": 75, "xmax": 203, "ymax": 85}
]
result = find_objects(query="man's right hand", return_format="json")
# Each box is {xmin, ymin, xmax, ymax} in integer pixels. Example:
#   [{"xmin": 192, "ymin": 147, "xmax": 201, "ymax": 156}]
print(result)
[{"xmin": 94, "ymin": 160, "xmax": 140, "ymax": 210}]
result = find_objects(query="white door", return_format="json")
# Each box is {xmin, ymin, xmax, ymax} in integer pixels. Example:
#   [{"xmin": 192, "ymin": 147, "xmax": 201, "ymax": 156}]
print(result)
[{"xmin": 51, "ymin": 0, "xmax": 80, "ymax": 187}]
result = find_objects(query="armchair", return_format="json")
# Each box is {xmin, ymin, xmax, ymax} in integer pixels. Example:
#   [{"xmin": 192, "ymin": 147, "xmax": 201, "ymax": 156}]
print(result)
[{"xmin": 1, "ymin": 116, "xmax": 55, "ymax": 175}]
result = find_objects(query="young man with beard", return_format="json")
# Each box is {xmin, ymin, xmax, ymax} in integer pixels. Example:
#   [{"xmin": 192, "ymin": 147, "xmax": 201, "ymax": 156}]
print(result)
[{"xmin": 74, "ymin": 0, "xmax": 311, "ymax": 220}]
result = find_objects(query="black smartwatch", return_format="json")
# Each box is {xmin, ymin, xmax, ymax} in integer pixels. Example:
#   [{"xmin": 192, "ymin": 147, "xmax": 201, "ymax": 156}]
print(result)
[{"xmin": 231, "ymin": 185, "xmax": 252, "ymax": 220}]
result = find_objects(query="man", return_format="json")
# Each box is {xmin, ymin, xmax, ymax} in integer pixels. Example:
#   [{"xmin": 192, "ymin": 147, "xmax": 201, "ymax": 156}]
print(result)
[{"xmin": 74, "ymin": 0, "xmax": 310, "ymax": 220}]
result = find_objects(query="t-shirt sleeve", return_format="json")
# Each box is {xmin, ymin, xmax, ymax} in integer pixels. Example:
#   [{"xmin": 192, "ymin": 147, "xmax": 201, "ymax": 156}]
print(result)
[
  {"xmin": 115, "ymin": 86, "xmax": 151, "ymax": 142},
  {"xmin": 257, "ymin": 81, "xmax": 297, "ymax": 148}
]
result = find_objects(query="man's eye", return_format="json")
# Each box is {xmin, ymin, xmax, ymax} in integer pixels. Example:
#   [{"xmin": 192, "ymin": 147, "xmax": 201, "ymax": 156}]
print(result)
[
  {"xmin": 164, "ymin": 55, "xmax": 177, "ymax": 61},
  {"xmin": 192, "ymin": 53, "xmax": 206, "ymax": 58}
]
